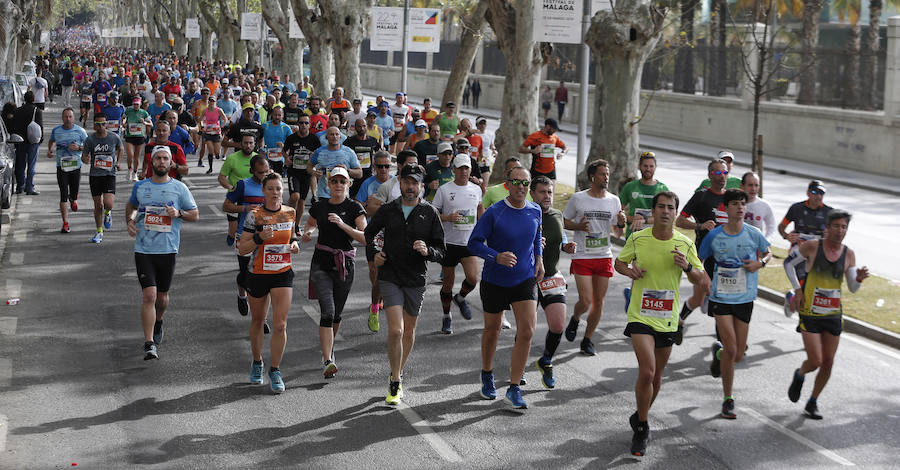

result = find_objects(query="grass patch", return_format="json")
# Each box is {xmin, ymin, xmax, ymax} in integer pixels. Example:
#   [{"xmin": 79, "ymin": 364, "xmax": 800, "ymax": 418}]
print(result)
[{"xmin": 553, "ymin": 183, "xmax": 576, "ymax": 213}]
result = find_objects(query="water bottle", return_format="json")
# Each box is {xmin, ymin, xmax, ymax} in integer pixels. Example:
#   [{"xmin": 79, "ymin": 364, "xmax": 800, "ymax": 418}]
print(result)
[{"xmin": 6, "ymin": 298, "xmax": 20, "ymax": 305}]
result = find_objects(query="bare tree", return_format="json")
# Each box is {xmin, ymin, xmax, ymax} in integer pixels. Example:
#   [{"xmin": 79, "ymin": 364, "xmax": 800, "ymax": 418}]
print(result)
[
  {"xmin": 291, "ymin": 0, "xmax": 333, "ymax": 93},
  {"xmin": 440, "ymin": 0, "xmax": 489, "ymax": 108},
  {"xmin": 261, "ymin": 0, "xmax": 304, "ymax": 84},
  {"xmin": 317, "ymin": 0, "xmax": 372, "ymax": 100}
]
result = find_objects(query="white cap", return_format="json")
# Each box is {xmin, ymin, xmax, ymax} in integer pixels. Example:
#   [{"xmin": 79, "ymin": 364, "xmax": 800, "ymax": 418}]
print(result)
[
  {"xmin": 452, "ymin": 154, "xmax": 471, "ymax": 168},
  {"xmin": 151, "ymin": 145, "xmax": 172, "ymax": 157},
  {"xmin": 437, "ymin": 142, "xmax": 454, "ymax": 154},
  {"xmin": 415, "ymin": 119, "xmax": 427, "ymax": 128},
  {"xmin": 329, "ymin": 166, "xmax": 350, "ymax": 180},
  {"xmin": 222, "ymin": 78, "xmax": 229, "ymax": 84},
  {"xmin": 717, "ymin": 150, "xmax": 735, "ymax": 162}
]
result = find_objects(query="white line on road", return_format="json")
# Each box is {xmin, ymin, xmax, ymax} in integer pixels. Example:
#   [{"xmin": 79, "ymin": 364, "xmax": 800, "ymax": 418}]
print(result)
[
  {"xmin": 743, "ymin": 407, "xmax": 855, "ymax": 466},
  {"xmin": 398, "ymin": 403, "xmax": 463, "ymax": 462},
  {"xmin": 0, "ymin": 317, "xmax": 17, "ymax": 335},
  {"xmin": 208, "ymin": 204, "xmax": 224, "ymax": 217},
  {"xmin": 5, "ymin": 279, "xmax": 22, "ymax": 299},
  {"xmin": 0, "ymin": 414, "xmax": 7, "ymax": 454},
  {"xmin": 12, "ymin": 231, "xmax": 26, "ymax": 242},
  {"xmin": 183, "ymin": 177, "xmax": 196, "ymax": 189},
  {"xmin": 0, "ymin": 358, "xmax": 10, "ymax": 387},
  {"xmin": 21, "ymin": 198, "xmax": 31, "ymax": 205},
  {"xmin": 16, "ymin": 212, "xmax": 29, "ymax": 220},
  {"xmin": 9, "ymin": 252, "xmax": 24, "ymax": 265},
  {"xmin": 302, "ymin": 304, "xmax": 318, "ymax": 325}
]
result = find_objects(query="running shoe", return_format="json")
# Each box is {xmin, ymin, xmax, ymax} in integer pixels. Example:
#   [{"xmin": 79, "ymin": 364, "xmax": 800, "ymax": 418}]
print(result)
[
  {"xmin": 226, "ymin": 234, "xmax": 235, "ymax": 246},
  {"xmin": 250, "ymin": 361, "xmax": 264, "ymax": 384},
  {"xmin": 197, "ymin": 160, "xmax": 204, "ymax": 167},
  {"xmin": 480, "ymin": 370, "xmax": 496, "ymax": 400},
  {"xmin": 674, "ymin": 323, "xmax": 685, "ymax": 346},
  {"xmin": 269, "ymin": 369, "xmax": 285, "ymax": 394},
  {"xmin": 441, "ymin": 316, "xmax": 452, "ymax": 335},
  {"xmin": 143, "ymin": 341, "xmax": 158, "ymax": 360},
  {"xmin": 103, "ymin": 212, "xmax": 112, "ymax": 230},
  {"xmin": 788, "ymin": 368, "xmax": 804, "ymax": 403},
  {"xmin": 804, "ymin": 399, "xmax": 822, "ymax": 420},
  {"xmin": 535, "ymin": 357, "xmax": 556, "ymax": 389},
  {"xmin": 631, "ymin": 424, "xmax": 650, "ymax": 457},
  {"xmin": 386, "ymin": 380, "xmax": 402, "ymax": 405},
  {"xmin": 153, "ymin": 320, "xmax": 164, "ymax": 345},
  {"xmin": 501, "ymin": 316, "xmax": 512, "ymax": 329},
  {"xmin": 580, "ymin": 337, "xmax": 596, "ymax": 356},
  {"xmin": 721, "ymin": 398, "xmax": 737, "ymax": 419},
  {"xmin": 453, "ymin": 294, "xmax": 473, "ymax": 320},
  {"xmin": 205, "ymin": 168, "xmax": 213, "ymax": 175},
  {"xmin": 710, "ymin": 341, "xmax": 722, "ymax": 378},
  {"xmin": 368, "ymin": 307, "xmax": 380, "ymax": 333},
  {"xmin": 564, "ymin": 316, "xmax": 579, "ymax": 342},
  {"xmin": 237, "ymin": 296, "xmax": 249, "ymax": 316},
  {"xmin": 629, "ymin": 411, "xmax": 639, "ymax": 433},
  {"xmin": 91, "ymin": 232, "xmax": 103, "ymax": 244},
  {"xmin": 323, "ymin": 359, "xmax": 338, "ymax": 379},
  {"xmin": 504, "ymin": 385, "xmax": 527, "ymax": 411},
  {"xmin": 70, "ymin": 199, "xmax": 78, "ymax": 212},
  {"xmin": 61, "ymin": 222, "xmax": 71, "ymax": 233},
  {"xmin": 264, "ymin": 322, "xmax": 271, "ymax": 335},
  {"xmin": 623, "ymin": 287, "xmax": 631, "ymax": 310},
  {"xmin": 783, "ymin": 292, "xmax": 794, "ymax": 317}
]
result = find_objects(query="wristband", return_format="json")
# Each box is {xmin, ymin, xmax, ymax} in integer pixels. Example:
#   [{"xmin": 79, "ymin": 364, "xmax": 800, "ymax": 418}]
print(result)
[
  {"xmin": 253, "ymin": 233, "xmax": 264, "ymax": 245},
  {"xmin": 290, "ymin": 237, "xmax": 299, "ymax": 244},
  {"xmin": 617, "ymin": 223, "xmax": 626, "ymax": 229},
  {"xmin": 683, "ymin": 263, "xmax": 692, "ymax": 273},
  {"xmin": 761, "ymin": 259, "xmax": 768, "ymax": 267}
]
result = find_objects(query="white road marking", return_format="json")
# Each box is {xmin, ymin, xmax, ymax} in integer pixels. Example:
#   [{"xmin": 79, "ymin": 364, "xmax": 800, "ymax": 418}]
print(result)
[
  {"xmin": 183, "ymin": 177, "xmax": 196, "ymax": 189},
  {"xmin": 0, "ymin": 317, "xmax": 17, "ymax": 335},
  {"xmin": 0, "ymin": 414, "xmax": 7, "ymax": 453},
  {"xmin": 5, "ymin": 279, "xmax": 22, "ymax": 298},
  {"xmin": 9, "ymin": 252, "xmax": 24, "ymax": 265},
  {"xmin": 397, "ymin": 403, "xmax": 463, "ymax": 462},
  {"xmin": 302, "ymin": 304, "xmax": 318, "ymax": 324},
  {"xmin": 21, "ymin": 198, "xmax": 31, "ymax": 205},
  {"xmin": 743, "ymin": 407, "xmax": 855, "ymax": 466},
  {"xmin": 0, "ymin": 358, "xmax": 10, "ymax": 387},
  {"xmin": 12, "ymin": 231, "xmax": 26, "ymax": 242},
  {"xmin": 208, "ymin": 204, "xmax": 224, "ymax": 217},
  {"xmin": 16, "ymin": 212, "xmax": 29, "ymax": 220}
]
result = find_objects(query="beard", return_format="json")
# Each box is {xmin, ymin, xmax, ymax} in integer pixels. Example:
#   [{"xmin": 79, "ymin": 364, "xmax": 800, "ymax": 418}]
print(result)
[{"xmin": 153, "ymin": 166, "xmax": 169, "ymax": 177}]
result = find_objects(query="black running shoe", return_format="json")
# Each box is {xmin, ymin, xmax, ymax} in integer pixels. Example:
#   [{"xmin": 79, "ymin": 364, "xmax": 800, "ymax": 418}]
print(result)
[
  {"xmin": 804, "ymin": 400, "xmax": 823, "ymax": 420},
  {"xmin": 153, "ymin": 320, "xmax": 164, "ymax": 345},
  {"xmin": 631, "ymin": 424, "xmax": 650, "ymax": 457},
  {"xmin": 264, "ymin": 322, "xmax": 271, "ymax": 335},
  {"xmin": 788, "ymin": 368, "xmax": 804, "ymax": 403},
  {"xmin": 237, "ymin": 296, "xmax": 249, "ymax": 316},
  {"xmin": 710, "ymin": 341, "xmax": 722, "ymax": 378},
  {"xmin": 580, "ymin": 337, "xmax": 596, "ymax": 356},
  {"xmin": 143, "ymin": 341, "xmax": 158, "ymax": 360},
  {"xmin": 674, "ymin": 323, "xmax": 685, "ymax": 346},
  {"xmin": 629, "ymin": 411, "xmax": 639, "ymax": 433},
  {"xmin": 564, "ymin": 316, "xmax": 579, "ymax": 342},
  {"xmin": 721, "ymin": 398, "xmax": 736, "ymax": 419}
]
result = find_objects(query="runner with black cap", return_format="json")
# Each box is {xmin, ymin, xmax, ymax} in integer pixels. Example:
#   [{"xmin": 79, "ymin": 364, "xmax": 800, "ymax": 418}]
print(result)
[{"xmin": 780, "ymin": 180, "xmax": 833, "ymax": 316}]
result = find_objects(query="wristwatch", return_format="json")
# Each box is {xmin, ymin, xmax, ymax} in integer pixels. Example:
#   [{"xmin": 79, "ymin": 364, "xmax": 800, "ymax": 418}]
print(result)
[{"xmin": 683, "ymin": 262, "xmax": 693, "ymax": 273}]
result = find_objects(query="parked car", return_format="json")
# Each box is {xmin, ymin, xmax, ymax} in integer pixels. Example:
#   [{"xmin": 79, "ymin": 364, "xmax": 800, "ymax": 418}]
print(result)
[
  {"xmin": 0, "ymin": 116, "xmax": 23, "ymax": 235},
  {"xmin": 21, "ymin": 60, "xmax": 37, "ymax": 86},
  {"xmin": 0, "ymin": 75, "xmax": 24, "ymax": 109}
]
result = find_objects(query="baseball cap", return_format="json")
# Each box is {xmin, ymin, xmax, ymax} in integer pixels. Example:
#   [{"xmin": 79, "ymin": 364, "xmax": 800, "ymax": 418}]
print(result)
[
  {"xmin": 452, "ymin": 155, "xmax": 471, "ymax": 168},
  {"xmin": 717, "ymin": 150, "xmax": 735, "ymax": 162},
  {"xmin": 132, "ymin": 97, "xmax": 142, "ymax": 104},
  {"xmin": 475, "ymin": 116, "xmax": 487, "ymax": 124},
  {"xmin": 808, "ymin": 180, "xmax": 826, "ymax": 194},
  {"xmin": 221, "ymin": 78, "xmax": 229, "ymax": 84},
  {"xmin": 329, "ymin": 166, "xmax": 350, "ymax": 180},
  {"xmin": 400, "ymin": 164, "xmax": 424, "ymax": 182},
  {"xmin": 108, "ymin": 91, "xmax": 119, "ymax": 99},
  {"xmin": 414, "ymin": 119, "xmax": 427, "ymax": 128},
  {"xmin": 352, "ymin": 98, "xmax": 361, "ymax": 104},
  {"xmin": 396, "ymin": 92, "xmax": 405, "ymax": 97},
  {"xmin": 242, "ymin": 102, "xmax": 255, "ymax": 110},
  {"xmin": 455, "ymin": 138, "xmax": 470, "ymax": 147},
  {"xmin": 437, "ymin": 142, "xmax": 453, "ymax": 154},
  {"xmin": 446, "ymin": 101, "xmax": 456, "ymax": 107},
  {"xmin": 544, "ymin": 118, "xmax": 559, "ymax": 130},
  {"xmin": 366, "ymin": 110, "xmax": 377, "ymax": 117},
  {"xmin": 367, "ymin": 101, "xmax": 375, "ymax": 107}
]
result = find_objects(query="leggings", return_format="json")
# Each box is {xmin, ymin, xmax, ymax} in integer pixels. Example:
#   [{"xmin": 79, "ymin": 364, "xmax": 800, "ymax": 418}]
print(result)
[{"xmin": 309, "ymin": 262, "xmax": 354, "ymax": 328}]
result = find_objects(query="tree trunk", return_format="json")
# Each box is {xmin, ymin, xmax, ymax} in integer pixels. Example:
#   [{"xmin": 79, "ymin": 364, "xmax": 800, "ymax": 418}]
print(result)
[
  {"xmin": 844, "ymin": 22, "xmax": 861, "ymax": 108},
  {"xmin": 485, "ymin": 0, "xmax": 550, "ymax": 182},
  {"xmin": 197, "ymin": 4, "xmax": 215, "ymax": 61},
  {"xmin": 217, "ymin": 14, "xmax": 235, "ymax": 61},
  {"xmin": 862, "ymin": 0, "xmax": 882, "ymax": 109},
  {"xmin": 584, "ymin": 0, "xmax": 667, "ymax": 192},
  {"xmin": 708, "ymin": 0, "xmax": 727, "ymax": 96},
  {"xmin": 317, "ymin": 0, "xmax": 372, "ymax": 100},
  {"xmin": 291, "ymin": 0, "xmax": 334, "ymax": 93},
  {"xmin": 0, "ymin": 0, "xmax": 20, "ymax": 75},
  {"xmin": 216, "ymin": 0, "xmax": 240, "ymax": 62},
  {"xmin": 261, "ymin": 0, "xmax": 303, "ymax": 82},
  {"xmin": 673, "ymin": 0, "xmax": 696, "ymax": 94},
  {"xmin": 797, "ymin": 0, "xmax": 822, "ymax": 105},
  {"xmin": 441, "ymin": 0, "xmax": 489, "ymax": 107}
]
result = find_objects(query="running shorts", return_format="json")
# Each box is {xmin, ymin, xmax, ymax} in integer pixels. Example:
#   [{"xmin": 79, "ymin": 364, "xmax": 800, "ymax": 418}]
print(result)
[
  {"xmin": 480, "ymin": 278, "xmax": 537, "ymax": 314},
  {"xmin": 135, "ymin": 253, "xmax": 177, "ymax": 291}
]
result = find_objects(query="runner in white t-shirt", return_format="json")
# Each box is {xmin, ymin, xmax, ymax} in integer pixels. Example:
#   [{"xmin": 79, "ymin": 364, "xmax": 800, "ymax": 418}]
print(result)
[
  {"xmin": 740, "ymin": 171, "xmax": 775, "ymax": 239},
  {"xmin": 28, "ymin": 70, "xmax": 49, "ymax": 107},
  {"xmin": 562, "ymin": 159, "xmax": 626, "ymax": 355},
  {"xmin": 432, "ymin": 155, "xmax": 485, "ymax": 334}
]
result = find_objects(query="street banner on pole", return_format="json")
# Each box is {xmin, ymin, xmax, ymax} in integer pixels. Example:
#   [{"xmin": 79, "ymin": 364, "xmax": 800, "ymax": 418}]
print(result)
[
  {"xmin": 185, "ymin": 18, "xmax": 200, "ymax": 39},
  {"xmin": 370, "ymin": 7, "xmax": 403, "ymax": 51},
  {"xmin": 407, "ymin": 8, "xmax": 440, "ymax": 53},
  {"xmin": 533, "ymin": 0, "xmax": 584, "ymax": 44},
  {"xmin": 241, "ymin": 13, "xmax": 262, "ymax": 41}
]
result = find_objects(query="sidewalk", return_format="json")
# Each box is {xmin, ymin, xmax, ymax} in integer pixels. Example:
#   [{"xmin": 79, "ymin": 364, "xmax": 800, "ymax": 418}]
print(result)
[{"xmin": 365, "ymin": 88, "xmax": 900, "ymax": 197}]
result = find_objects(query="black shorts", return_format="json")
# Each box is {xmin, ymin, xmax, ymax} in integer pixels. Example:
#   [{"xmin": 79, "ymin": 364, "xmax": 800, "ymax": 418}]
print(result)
[
  {"xmin": 56, "ymin": 168, "xmax": 80, "ymax": 202},
  {"xmin": 89, "ymin": 175, "xmax": 116, "ymax": 197},
  {"xmin": 268, "ymin": 159, "xmax": 284, "ymax": 175},
  {"xmin": 135, "ymin": 253, "xmax": 177, "ymax": 291},
  {"xmin": 124, "ymin": 136, "xmax": 146, "ymax": 146},
  {"xmin": 226, "ymin": 213, "xmax": 238, "ymax": 222},
  {"xmin": 80, "ymin": 101, "xmax": 92, "ymax": 111},
  {"xmin": 542, "ymin": 102, "xmax": 551, "ymax": 110},
  {"xmin": 479, "ymin": 165, "xmax": 490, "ymax": 174},
  {"xmin": 287, "ymin": 170, "xmax": 311, "ymax": 198},
  {"xmin": 365, "ymin": 245, "xmax": 378, "ymax": 262},
  {"xmin": 480, "ymin": 278, "xmax": 537, "ymax": 314},
  {"xmin": 389, "ymin": 133, "xmax": 399, "ymax": 146},
  {"xmin": 537, "ymin": 290, "xmax": 566, "ymax": 309},
  {"xmin": 709, "ymin": 300, "xmax": 753, "ymax": 323},
  {"xmin": 624, "ymin": 321, "xmax": 676, "ymax": 349},
  {"xmin": 441, "ymin": 243, "xmax": 473, "ymax": 267},
  {"xmin": 531, "ymin": 168, "xmax": 556, "ymax": 180},
  {"xmin": 246, "ymin": 270, "xmax": 295, "ymax": 298},
  {"xmin": 797, "ymin": 315, "xmax": 843, "ymax": 336},
  {"xmin": 202, "ymin": 133, "xmax": 222, "ymax": 142}
]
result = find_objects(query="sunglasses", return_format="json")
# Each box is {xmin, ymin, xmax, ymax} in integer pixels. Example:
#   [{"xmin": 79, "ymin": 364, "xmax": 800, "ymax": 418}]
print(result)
[
  {"xmin": 298, "ymin": 121, "xmax": 310, "ymax": 125},
  {"xmin": 329, "ymin": 178, "xmax": 348, "ymax": 185},
  {"xmin": 713, "ymin": 170, "xmax": 729, "ymax": 176},
  {"xmin": 810, "ymin": 189, "xmax": 824, "ymax": 195},
  {"xmin": 507, "ymin": 179, "xmax": 530, "ymax": 187},
  {"xmin": 375, "ymin": 164, "xmax": 391, "ymax": 169}
]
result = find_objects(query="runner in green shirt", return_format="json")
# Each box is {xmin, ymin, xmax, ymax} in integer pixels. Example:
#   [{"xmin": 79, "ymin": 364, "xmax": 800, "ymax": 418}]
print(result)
[
  {"xmin": 695, "ymin": 150, "xmax": 741, "ymax": 192},
  {"xmin": 619, "ymin": 152, "xmax": 669, "ymax": 239},
  {"xmin": 122, "ymin": 101, "xmax": 152, "ymax": 182},
  {"xmin": 437, "ymin": 102, "xmax": 460, "ymax": 139},
  {"xmin": 218, "ymin": 134, "xmax": 259, "ymax": 246},
  {"xmin": 614, "ymin": 190, "xmax": 708, "ymax": 458}
]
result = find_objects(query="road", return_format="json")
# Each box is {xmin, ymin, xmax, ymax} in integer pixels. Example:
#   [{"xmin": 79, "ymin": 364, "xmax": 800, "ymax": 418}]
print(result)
[{"xmin": 1, "ymin": 102, "xmax": 899, "ymax": 468}]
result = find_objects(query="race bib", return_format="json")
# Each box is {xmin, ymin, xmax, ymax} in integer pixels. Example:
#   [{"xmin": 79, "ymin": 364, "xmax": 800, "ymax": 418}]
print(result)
[
  {"xmin": 144, "ymin": 206, "xmax": 172, "ymax": 232},
  {"xmin": 94, "ymin": 154, "xmax": 114, "ymax": 170},
  {"xmin": 468, "ymin": 146, "xmax": 481, "ymax": 163},
  {"xmin": 540, "ymin": 143, "xmax": 555, "ymax": 158},
  {"xmin": 453, "ymin": 209, "xmax": 475, "ymax": 231},
  {"xmin": 716, "ymin": 267, "xmax": 747, "ymax": 295},
  {"xmin": 811, "ymin": 288, "xmax": 841, "ymax": 315},
  {"xmin": 127, "ymin": 122, "xmax": 144, "ymax": 136},
  {"xmin": 60, "ymin": 155, "xmax": 79, "ymax": 171},
  {"xmin": 639, "ymin": 289, "xmax": 675, "ymax": 318},
  {"xmin": 584, "ymin": 232, "xmax": 609, "ymax": 254},
  {"xmin": 266, "ymin": 149, "xmax": 284, "ymax": 162},
  {"xmin": 263, "ymin": 244, "xmax": 292, "ymax": 271},
  {"xmin": 106, "ymin": 121, "xmax": 120, "ymax": 132},
  {"xmin": 539, "ymin": 273, "xmax": 567, "ymax": 296},
  {"xmin": 355, "ymin": 147, "xmax": 371, "ymax": 169},
  {"xmin": 292, "ymin": 150, "xmax": 309, "ymax": 170},
  {"xmin": 167, "ymin": 93, "xmax": 177, "ymax": 102},
  {"xmin": 204, "ymin": 124, "xmax": 220, "ymax": 134},
  {"xmin": 426, "ymin": 154, "xmax": 437, "ymax": 164},
  {"xmin": 96, "ymin": 93, "xmax": 107, "ymax": 104},
  {"xmin": 81, "ymin": 94, "xmax": 92, "ymax": 103},
  {"xmin": 634, "ymin": 208, "xmax": 651, "ymax": 219}
]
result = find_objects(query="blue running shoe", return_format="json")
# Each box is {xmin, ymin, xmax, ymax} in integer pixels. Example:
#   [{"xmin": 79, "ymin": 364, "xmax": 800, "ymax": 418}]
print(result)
[
  {"xmin": 250, "ymin": 361, "xmax": 264, "ymax": 384},
  {"xmin": 536, "ymin": 357, "xmax": 556, "ymax": 389},
  {"xmin": 226, "ymin": 234, "xmax": 235, "ymax": 246},
  {"xmin": 269, "ymin": 369, "xmax": 285, "ymax": 394},
  {"xmin": 91, "ymin": 232, "xmax": 103, "ymax": 244},
  {"xmin": 624, "ymin": 287, "xmax": 631, "ymax": 310},
  {"xmin": 441, "ymin": 316, "xmax": 452, "ymax": 334},
  {"xmin": 504, "ymin": 385, "xmax": 527, "ymax": 411},
  {"xmin": 103, "ymin": 211, "xmax": 112, "ymax": 230},
  {"xmin": 480, "ymin": 370, "xmax": 496, "ymax": 400},
  {"xmin": 453, "ymin": 294, "xmax": 473, "ymax": 320}
]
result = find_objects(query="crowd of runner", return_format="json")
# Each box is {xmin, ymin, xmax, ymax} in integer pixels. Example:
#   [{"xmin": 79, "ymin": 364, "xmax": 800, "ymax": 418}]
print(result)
[{"xmin": 6, "ymin": 41, "xmax": 870, "ymax": 458}]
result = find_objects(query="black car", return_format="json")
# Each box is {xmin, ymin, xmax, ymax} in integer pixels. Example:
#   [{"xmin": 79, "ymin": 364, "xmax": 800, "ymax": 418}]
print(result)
[{"xmin": 0, "ymin": 115, "xmax": 23, "ymax": 235}]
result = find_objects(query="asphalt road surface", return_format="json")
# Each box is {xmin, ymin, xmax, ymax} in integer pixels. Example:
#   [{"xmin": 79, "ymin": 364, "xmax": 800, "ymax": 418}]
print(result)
[{"xmin": 1, "ymin": 104, "xmax": 898, "ymax": 469}]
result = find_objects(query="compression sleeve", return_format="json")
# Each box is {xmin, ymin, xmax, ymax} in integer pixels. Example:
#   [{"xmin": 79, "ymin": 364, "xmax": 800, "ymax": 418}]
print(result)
[
  {"xmin": 784, "ymin": 248, "xmax": 805, "ymax": 290},
  {"xmin": 846, "ymin": 267, "xmax": 861, "ymax": 293}
]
